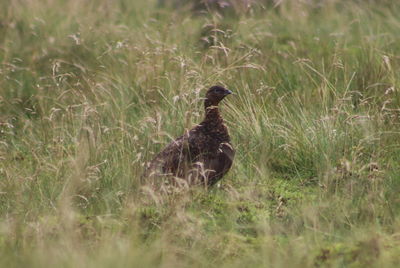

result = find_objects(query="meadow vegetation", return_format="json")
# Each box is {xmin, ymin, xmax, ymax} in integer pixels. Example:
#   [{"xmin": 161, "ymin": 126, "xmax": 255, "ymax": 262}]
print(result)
[{"xmin": 1, "ymin": 0, "xmax": 400, "ymax": 267}]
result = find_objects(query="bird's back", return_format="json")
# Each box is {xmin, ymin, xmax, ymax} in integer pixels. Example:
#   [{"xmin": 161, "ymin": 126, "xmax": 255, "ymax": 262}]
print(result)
[{"xmin": 144, "ymin": 120, "xmax": 234, "ymax": 187}]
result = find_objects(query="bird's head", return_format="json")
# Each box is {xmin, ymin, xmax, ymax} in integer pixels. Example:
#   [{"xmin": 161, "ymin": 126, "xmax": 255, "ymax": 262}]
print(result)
[{"xmin": 205, "ymin": 85, "xmax": 233, "ymax": 107}]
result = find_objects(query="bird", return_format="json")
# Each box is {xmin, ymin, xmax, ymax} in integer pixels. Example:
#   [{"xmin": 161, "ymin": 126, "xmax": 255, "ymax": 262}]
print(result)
[{"xmin": 144, "ymin": 85, "xmax": 235, "ymax": 189}]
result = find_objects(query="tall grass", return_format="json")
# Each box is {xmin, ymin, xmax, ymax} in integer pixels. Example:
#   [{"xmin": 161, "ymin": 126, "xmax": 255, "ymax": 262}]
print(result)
[{"xmin": 1, "ymin": 0, "xmax": 400, "ymax": 267}]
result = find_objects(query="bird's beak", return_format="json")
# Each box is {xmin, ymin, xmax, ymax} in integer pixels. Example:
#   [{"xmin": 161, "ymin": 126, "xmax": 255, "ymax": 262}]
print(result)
[{"xmin": 225, "ymin": 89, "xmax": 233, "ymax": 95}]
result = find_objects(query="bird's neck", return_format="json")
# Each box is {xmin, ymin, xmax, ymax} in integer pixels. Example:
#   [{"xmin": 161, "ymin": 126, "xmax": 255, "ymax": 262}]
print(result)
[
  {"xmin": 204, "ymin": 99, "xmax": 220, "ymax": 119},
  {"xmin": 203, "ymin": 99, "xmax": 225, "ymax": 128},
  {"xmin": 205, "ymin": 106, "xmax": 221, "ymax": 119},
  {"xmin": 203, "ymin": 106, "xmax": 224, "ymax": 130},
  {"xmin": 203, "ymin": 100, "xmax": 230, "ymax": 142}
]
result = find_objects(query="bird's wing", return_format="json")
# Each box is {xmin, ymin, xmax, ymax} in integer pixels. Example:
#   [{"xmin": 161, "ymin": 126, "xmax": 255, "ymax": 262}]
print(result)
[
  {"xmin": 145, "ymin": 135, "xmax": 186, "ymax": 177},
  {"xmin": 213, "ymin": 142, "xmax": 235, "ymax": 174},
  {"xmin": 186, "ymin": 126, "xmax": 208, "ymax": 158},
  {"xmin": 145, "ymin": 126, "xmax": 205, "ymax": 177},
  {"xmin": 185, "ymin": 142, "xmax": 235, "ymax": 186}
]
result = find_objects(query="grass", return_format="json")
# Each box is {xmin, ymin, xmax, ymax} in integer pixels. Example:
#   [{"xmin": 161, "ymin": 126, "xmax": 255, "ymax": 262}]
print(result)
[{"xmin": 1, "ymin": 0, "xmax": 400, "ymax": 267}]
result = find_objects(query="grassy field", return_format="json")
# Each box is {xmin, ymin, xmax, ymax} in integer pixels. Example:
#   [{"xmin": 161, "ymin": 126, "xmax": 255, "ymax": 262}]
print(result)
[{"xmin": 1, "ymin": 0, "xmax": 400, "ymax": 267}]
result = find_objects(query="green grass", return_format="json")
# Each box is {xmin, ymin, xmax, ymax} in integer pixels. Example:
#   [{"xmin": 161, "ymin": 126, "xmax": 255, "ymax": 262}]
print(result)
[{"xmin": 1, "ymin": 0, "xmax": 400, "ymax": 267}]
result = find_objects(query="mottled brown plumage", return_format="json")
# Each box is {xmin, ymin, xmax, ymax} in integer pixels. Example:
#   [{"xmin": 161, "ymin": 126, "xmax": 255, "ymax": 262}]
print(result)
[{"xmin": 144, "ymin": 86, "xmax": 235, "ymax": 188}]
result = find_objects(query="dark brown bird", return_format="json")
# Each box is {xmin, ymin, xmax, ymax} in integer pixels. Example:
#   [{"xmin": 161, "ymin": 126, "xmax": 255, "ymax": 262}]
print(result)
[{"xmin": 144, "ymin": 85, "xmax": 235, "ymax": 188}]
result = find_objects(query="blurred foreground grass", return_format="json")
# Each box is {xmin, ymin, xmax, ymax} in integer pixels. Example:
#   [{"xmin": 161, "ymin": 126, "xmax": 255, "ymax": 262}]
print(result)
[{"xmin": 1, "ymin": 0, "xmax": 400, "ymax": 267}]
